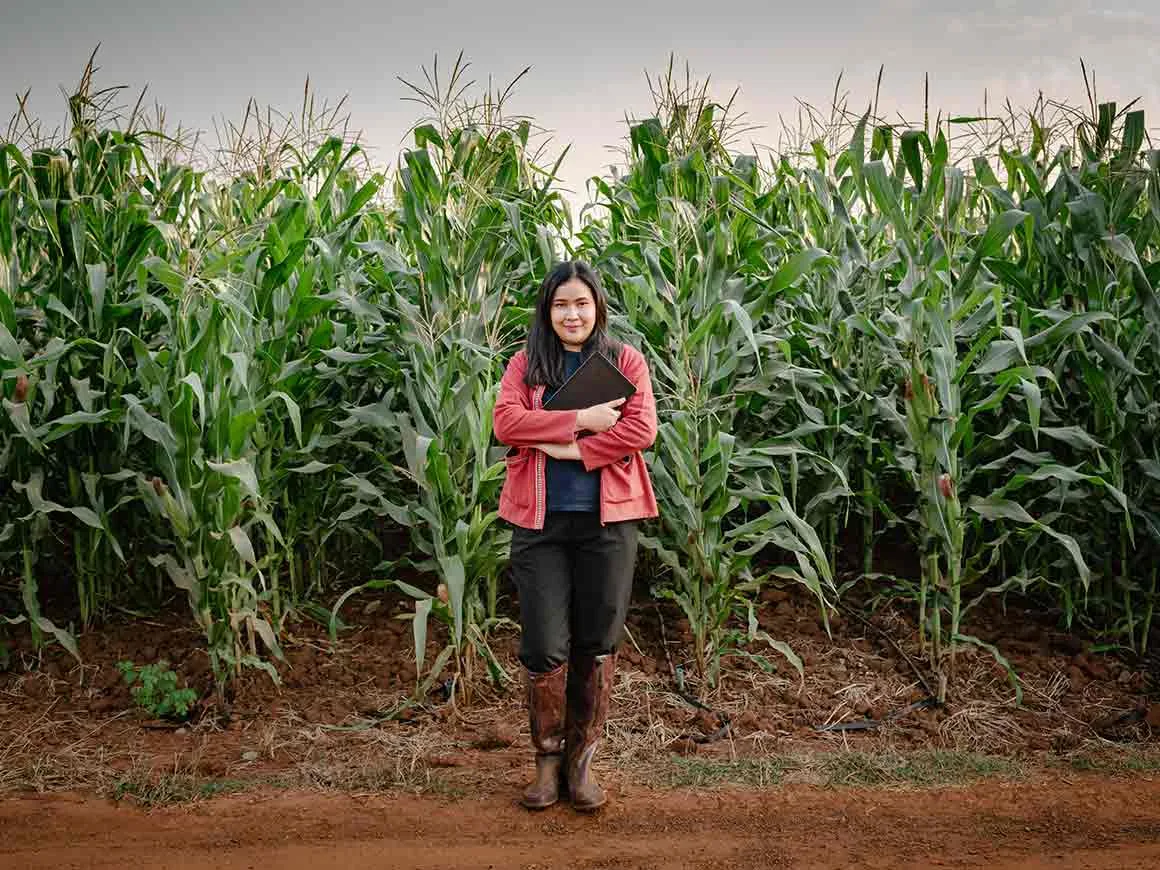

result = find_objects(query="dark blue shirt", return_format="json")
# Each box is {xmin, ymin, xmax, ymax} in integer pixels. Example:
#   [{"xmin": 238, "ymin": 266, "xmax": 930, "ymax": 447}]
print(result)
[{"xmin": 544, "ymin": 351, "xmax": 601, "ymax": 513}]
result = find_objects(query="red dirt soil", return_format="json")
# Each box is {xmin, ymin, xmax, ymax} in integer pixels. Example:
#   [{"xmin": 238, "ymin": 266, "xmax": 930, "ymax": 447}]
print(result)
[{"xmin": 4, "ymin": 775, "xmax": 1160, "ymax": 869}]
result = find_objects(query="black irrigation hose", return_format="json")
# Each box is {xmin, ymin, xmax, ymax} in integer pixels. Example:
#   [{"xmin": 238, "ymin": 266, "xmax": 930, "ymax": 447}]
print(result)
[
  {"xmin": 653, "ymin": 603, "xmax": 733, "ymax": 745},
  {"xmin": 811, "ymin": 603, "xmax": 942, "ymax": 732},
  {"xmin": 814, "ymin": 697, "xmax": 938, "ymax": 732},
  {"xmin": 837, "ymin": 601, "xmax": 939, "ymax": 701},
  {"xmin": 689, "ymin": 723, "xmax": 734, "ymax": 744}
]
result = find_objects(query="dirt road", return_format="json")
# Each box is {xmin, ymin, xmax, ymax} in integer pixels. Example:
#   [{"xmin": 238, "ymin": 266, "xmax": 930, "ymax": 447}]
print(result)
[{"xmin": 4, "ymin": 775, "xmax": 1160, "ymax": 869}]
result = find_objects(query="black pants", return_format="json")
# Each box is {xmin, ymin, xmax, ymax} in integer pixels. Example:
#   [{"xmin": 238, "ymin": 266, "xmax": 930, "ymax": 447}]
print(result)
[{"xmin": 510, "ymin": 512, "xmax": 638, "ymax": 673}]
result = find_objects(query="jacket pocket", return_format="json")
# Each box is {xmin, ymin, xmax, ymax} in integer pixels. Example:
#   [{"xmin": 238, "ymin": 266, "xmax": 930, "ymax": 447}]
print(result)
[
  {"xmin": 502, "ymin": 449, "xmax": 532, "ymax": 507},
  {"xmin": 602, "ymin": 454, "xmax": 644, "ymax": 504}
]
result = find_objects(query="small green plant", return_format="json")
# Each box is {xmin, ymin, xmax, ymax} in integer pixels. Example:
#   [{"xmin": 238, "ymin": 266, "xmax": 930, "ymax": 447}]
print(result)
[{"xmin": 117, "ymin": 659, "xmax": 198, "ymax": 721}]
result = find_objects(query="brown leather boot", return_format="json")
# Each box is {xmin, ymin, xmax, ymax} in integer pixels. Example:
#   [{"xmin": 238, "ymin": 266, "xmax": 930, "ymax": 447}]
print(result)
[
  {"xmin": 565, "ymin": 653, "xmax": 616, "ymax": 811},
  {"xmin": 521, "ymin": 662, "xmax": 567, "ymax": 810}
]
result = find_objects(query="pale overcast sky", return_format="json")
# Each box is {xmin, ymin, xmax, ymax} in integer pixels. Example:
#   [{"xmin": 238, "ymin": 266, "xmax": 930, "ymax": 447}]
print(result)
[{"xmin": 2, "ymin": 0, "xmax": 1158, "ymax": 211}]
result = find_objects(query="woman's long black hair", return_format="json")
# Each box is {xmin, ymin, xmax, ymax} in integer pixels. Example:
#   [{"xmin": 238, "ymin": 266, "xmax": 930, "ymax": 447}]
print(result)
[{"xmin": 523, "ymin": 260, "xmax": 621, "ymax": 388}]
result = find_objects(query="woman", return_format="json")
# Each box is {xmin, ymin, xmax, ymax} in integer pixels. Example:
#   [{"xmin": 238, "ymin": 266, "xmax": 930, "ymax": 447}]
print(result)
[{"xmin": 493, "ymin": 260, "xmax": 658, "ymax": 812}]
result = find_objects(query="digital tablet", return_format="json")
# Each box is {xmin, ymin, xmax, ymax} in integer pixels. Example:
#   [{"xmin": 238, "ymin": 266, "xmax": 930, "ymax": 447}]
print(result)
[{"xmin": 542, "ymin": 351, "xmax": 637, "ymax": 411}]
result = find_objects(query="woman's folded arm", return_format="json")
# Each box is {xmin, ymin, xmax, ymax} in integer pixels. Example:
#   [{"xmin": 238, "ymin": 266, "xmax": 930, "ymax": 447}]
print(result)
[
  {"xmin": 493, "ymin": 352, "xmax": 580, "ymax": 446},
  {"xmin": 576, "ymin": 351, "xmax": 657, "ymax": 471}
]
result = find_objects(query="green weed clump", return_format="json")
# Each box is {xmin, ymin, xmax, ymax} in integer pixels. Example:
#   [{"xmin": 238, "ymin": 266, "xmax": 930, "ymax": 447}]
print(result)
[{"xmin": 117, "ymin": 660, "xmax": 198, "ymax": 721}]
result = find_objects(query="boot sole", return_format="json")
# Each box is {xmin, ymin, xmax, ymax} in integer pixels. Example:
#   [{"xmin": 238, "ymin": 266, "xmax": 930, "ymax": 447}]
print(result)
[
  {"xmin": 571, "ymin": 799, "xmax": 607, "ymax": 812},
  {"xmin": 520, "ymin": 798, "xmax": 558, "ymax": 811},
  {"xmin": 569, "ymin": 792, "xmax": 607, "ymax": 812}
]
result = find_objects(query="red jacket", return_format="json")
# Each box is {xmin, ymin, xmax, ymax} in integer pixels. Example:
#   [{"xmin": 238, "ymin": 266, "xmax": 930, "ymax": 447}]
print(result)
[{"xmin": 493, "ymin": 343, "xmax": 659, "ymax": 530}]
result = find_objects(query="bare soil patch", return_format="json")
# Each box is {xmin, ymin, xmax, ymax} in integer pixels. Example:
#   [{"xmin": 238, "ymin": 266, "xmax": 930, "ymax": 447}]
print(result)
[{"xmin": 4, "ymin": 775, "xmax": 1160, "ymax": 869}]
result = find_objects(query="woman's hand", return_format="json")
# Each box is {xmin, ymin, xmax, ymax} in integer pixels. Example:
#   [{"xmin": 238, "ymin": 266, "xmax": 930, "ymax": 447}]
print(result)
[
  {"xmin": 535, "ymin": 441, "xmax": 582, "ymax": 461},
  {"xmin": 576, "ymin": 398, "xmax": 625, "ymax": 433}
]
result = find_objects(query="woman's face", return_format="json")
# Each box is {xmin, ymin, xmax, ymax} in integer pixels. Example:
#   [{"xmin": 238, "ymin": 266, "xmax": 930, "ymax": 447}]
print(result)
[{"xmin": 550, "ymin": 278, "xmax": 597, "ymax": 350}]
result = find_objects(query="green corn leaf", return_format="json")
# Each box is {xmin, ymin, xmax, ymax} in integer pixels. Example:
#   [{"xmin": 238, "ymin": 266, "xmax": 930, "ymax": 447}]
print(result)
[
  {"xmin": 69, "ymin": 377, "xmax": 98, "ymax": 413},
  {"xmin": 1019, "ymin": 379, "xmax": 1041, "ymax": 444},
  {"xmin": 86, "ymin": 263, "xmax": 106, "ymax": 329},
  {"xmin": 1039, "ymin": 426, "xmax": 1102, "ymax": 452},
  {"xmin": 438, "ymin": 554, "xmax": 466, "ymax": 646},
  {"xmin": 956, "ymin": 210, "xmax": 1029, "ymax": 294},
  {"xmin": 720, "ymin": 299, "xmax": 759, "ymax": 360},
  {"xmin": 123, "ymin": 395, "xmax": 177, "ymax": 456},
  {"xmin": 266, "ymin": 390, "xmax": 303, "ymax": 446},
  {"xmin": 412, "ymin": 598, "xmax": 432, "ymax": 681},
  {"xmin": 1138, "ymin": 459, "xmax": 1160, "ymax": 482},
  {"xmin": 863, "ymin": 160, "xmax": 909, "ymax": 247},
  {"xmin": 228, "ymin": 526, "xmax": 257, "ymax": 566},
  {"xmin": 289, "ymin": 460, "xmax": 332, "ymax": 474},
  {"xmin": 418, "ymin": 645, "xmax": 455, "ymax": 698},
  {"xmin": 754, "ymin": 630, "xmax": 804, "ymax": 679},
  {"xmin": 249, "ymin": 614, "xmax": 284, "ymax": 660},
  {"xmin": 0, "ymin": 322, "xmax": 22, "ymax": 364},
  {"xmin": 181, "ymin": 373, "xmax": 206, "ymax": 429},
  {"xmin": 207, "ymin": 458, "xmax": 261, "ymax": 501},
  {"xmin": 34, "ymin": 616, "xmax": 81, "ymax": 664},
  {"xmin": 969, "ymin": 496, "xmax": 1035, "ymax": 524},
  {"xmin": 327, "ymin": 579, "xmax": 394, "ymax": 642},
  {"xmin": 4, "ymin": 398, "xmax": 43, "ymax": 451},
  {"xmin": 1039, "ymin": 525, "xmax": 1091, "ymax": 588},
  {"xmin": 954, "ymin": 634, "xmax": 1022, "ymax": 704},
  {"xmin": 13, "ymin": 470, "xmax": 102, "ymax": 528},
  {"xmin": 322, "ymin": 348, "xmax": 374, "ymax": 364},
  {"xmin": 768, "ymin": 247, "xmax": 831, "ymax": 296},
  {"xmin": 899, "ymin": 130, "xmax": 926, "ymax": 192}
]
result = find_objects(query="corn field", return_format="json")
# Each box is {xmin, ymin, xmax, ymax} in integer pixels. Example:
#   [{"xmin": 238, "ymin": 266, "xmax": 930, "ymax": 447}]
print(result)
[{"xmin": 2, "ymin": 56, "xmax": 1158, "ymax": 704}]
